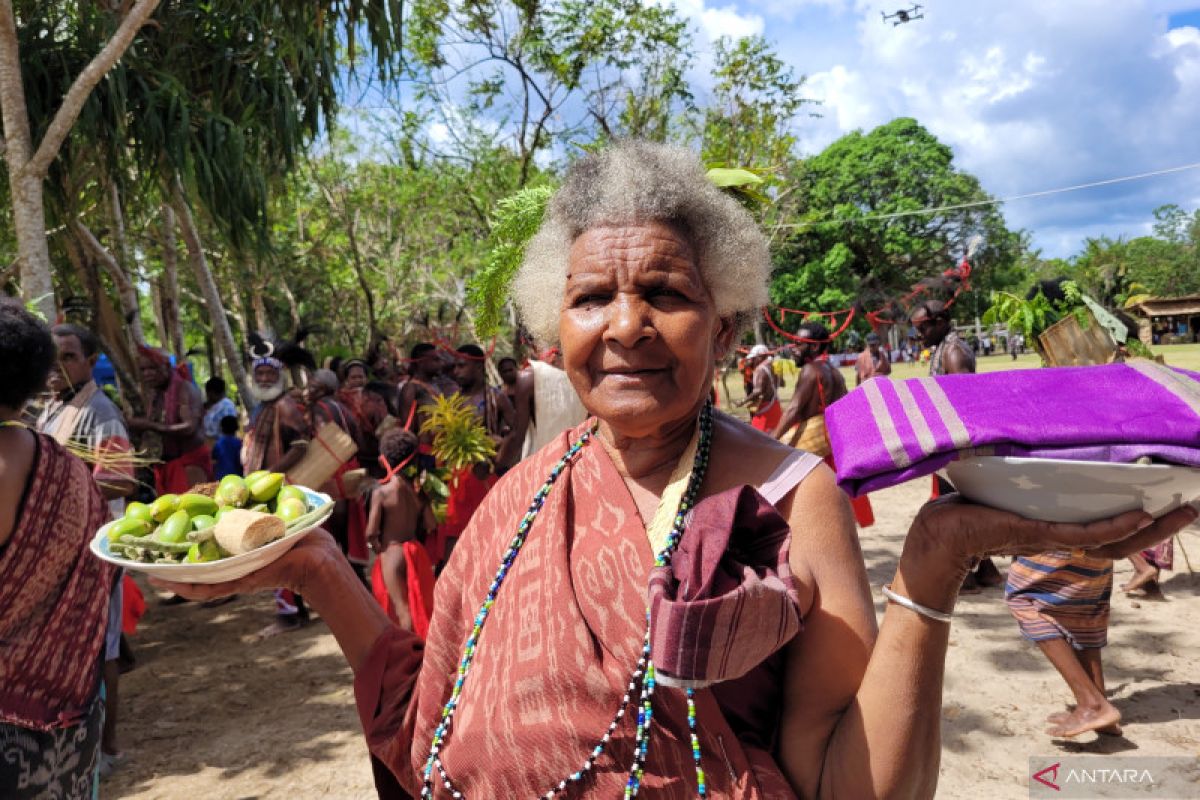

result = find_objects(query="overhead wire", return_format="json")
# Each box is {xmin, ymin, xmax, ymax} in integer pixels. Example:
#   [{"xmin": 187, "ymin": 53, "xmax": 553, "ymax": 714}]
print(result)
[{"xmin": 776, "ymin": 161, "xmax": 1200, "ymax": 229}]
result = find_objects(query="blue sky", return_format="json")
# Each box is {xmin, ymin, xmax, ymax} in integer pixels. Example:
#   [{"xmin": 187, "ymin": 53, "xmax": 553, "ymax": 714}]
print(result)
[{"xmin": 661, "ymin": 0, "xmax": 1200, "ymax": 257}]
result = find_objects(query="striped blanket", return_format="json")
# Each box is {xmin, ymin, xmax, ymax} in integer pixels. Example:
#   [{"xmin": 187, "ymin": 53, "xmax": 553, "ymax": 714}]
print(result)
[
  {"xmin": 1005, "ymin": 552, "xmax": 1113, "ymax": 649},
  {"xmin": 825, "ymin": 361, "xmax": 1200, "ymax": 496}
]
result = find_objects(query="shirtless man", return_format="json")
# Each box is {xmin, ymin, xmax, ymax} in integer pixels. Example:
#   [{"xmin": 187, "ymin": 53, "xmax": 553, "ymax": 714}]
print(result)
[
  {"xmin": 737, "ymin": 344, "xmax": 781, "ymax": 433},
  {"xmin": 770, "ymin": 323, "xmax": 874, "ymax": 527},
  {"xmin": 366, "ymin": 430, "xmax": 435, "ymax": 632}
]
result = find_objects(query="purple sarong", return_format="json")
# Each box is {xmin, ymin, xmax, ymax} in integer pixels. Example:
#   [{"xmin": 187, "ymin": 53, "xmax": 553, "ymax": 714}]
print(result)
[{"xmin": 826, "ymin": 362, "xmax": 1200, "ymax": 497}]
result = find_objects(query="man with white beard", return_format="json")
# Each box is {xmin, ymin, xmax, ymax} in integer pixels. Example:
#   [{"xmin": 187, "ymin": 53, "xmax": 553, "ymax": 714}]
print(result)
[
  {"xmin": 241, "ymin": 354, "xmax": 308, "ymax": 476},
  {"xmin": 240, "ymin": 350, "xmax": 311, "ymax": 635}
]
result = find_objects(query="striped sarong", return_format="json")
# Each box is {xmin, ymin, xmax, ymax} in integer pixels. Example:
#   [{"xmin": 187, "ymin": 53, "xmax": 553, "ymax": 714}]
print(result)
[
  {"xmin": 825, "ymin": 361, "xmax": 1200, "ymax": 497},
  {"xmin": 1005, "ymin": 551, "xmax": 1112, "ymax": 649}
]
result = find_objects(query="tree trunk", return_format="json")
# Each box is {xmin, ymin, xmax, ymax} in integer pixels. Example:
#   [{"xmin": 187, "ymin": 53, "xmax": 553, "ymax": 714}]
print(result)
[
  {"xmin": 149, "ymin": 278, "xmax": 169, "ymax": 345},
  {"xmin": 280, "ymin": 280, "xmax": 302, "ymax": 332},
  {"xmin": 0, "ymin": 0, "xmax": 160, "ymax": 321},
  {"xmin": 71, "ymin": 218, "xmax": 147, "ymax": 345},
  {"xmin": 170, "ymin": 178, "xmax": 251, "ymax": 407},
  {"xmin": 251, "ymin": 279, "xmax": 274, "ymax": 338},
  {"xmin": 64, "ymin": 234, "xmax": 143, "ymax": 411},
  {"xmin": 160, "ymin": 203, "xmax": 185, "ymax": 358}
]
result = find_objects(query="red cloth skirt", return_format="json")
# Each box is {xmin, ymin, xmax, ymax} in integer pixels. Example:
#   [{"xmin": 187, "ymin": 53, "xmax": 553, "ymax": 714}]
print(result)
[
  {"xmin": 333, "ymin": 458, "xmax": 369, "ymax": 564},
  {"xmin": 121, "ymin": 574, "xmax": 146, "ymax": 635},
  {"xmin": 750, "ymin": 398, "xmax": 782, "ymax": 434},
  {"xmin": 154, "ymin": 444, "xmax": 212, "ymax": 495},
  {"xmin": 825, "ymin": 454, "xmax": 874, "ymax": 528},
  {"xmin": 427, "ymin": 467, "xmax": 498, "ymax": 565},
  {"xmin": 371, "ymin": 543, "xmax": 436, "ymax": 640}
]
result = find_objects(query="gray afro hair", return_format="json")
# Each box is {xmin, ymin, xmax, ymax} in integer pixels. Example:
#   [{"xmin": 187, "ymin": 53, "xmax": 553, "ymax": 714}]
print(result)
[{"xmin": 512, "ymin": 140, "xmax": 771, "ymax": 346}]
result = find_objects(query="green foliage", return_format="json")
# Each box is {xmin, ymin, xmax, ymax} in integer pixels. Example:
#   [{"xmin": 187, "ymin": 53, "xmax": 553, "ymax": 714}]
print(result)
[
  {"xmin": 701, "ymin": 36, "xmax": 816, "ymax": 170},
  {"xmin": 421, "ymin": 393, "xmax": 498, "ymax": 471},
  {"xmin": 771, "ymin": 118, "xmax": 1021, "ymax": 315},
  {"xmin": 468, "ymin": 184, "xmax": 556, "ymax": 338}
]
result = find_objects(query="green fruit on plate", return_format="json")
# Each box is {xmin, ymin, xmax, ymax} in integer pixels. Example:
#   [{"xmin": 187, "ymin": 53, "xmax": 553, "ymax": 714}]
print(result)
[
  {"xmin": 216, "ymin": 475, "xmax": 249, "ymax": 508},
  {"xmin": 243, "ymin": 470, "xmax": 269, "ymax": 484},
  {"xmin": 179, "ymin": 493, "xmax": 219, "ymax": 518},
  {"xmin": 108, "ymin": 517, "xmax": 150, "ymax": 544},
  {"xmin": 247, "ymin": 472, "xmax": 285, "ymax": 503},
  {"xmin": 275, "ymin": 497, "xmax": 307, "ymax": 523},
  {"xmin": 185, "ymin": 539, "xmax": 222, "ymax": 563},
  {"xmin": 190, "ymin": 514, "xmax": 216, "ymax": 531},
  {"xmin": 124, "ymin": 501, "xmax": 153, "ymax": 524},
  {"xmin": 156, "ymin": 510, "xmax": 192, "ymax": 544},
  {"xmin": 149, "ymin": 494, "xmax": 180, "ymax": 523},
  {"xmin": 247, "ymin": 503, "xmax": 270, "ymax": 513},
  {"xmin": 276, "ymin": 485, "xmax": 307, "ymax": 505}
]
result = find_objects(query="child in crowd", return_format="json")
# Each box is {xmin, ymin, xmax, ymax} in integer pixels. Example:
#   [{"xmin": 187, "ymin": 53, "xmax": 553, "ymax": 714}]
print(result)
[
  {"xmin": 211, "ymin": 415, "xmax": 243, "ymax": 480},
  {"xmin": 366, "ymin": 430, "xmax": 436, "ymax": 637}
]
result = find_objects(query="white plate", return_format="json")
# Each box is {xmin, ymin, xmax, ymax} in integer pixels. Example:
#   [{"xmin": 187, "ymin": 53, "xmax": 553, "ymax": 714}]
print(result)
[
  {"xmin": 90, "ymin": 487, "xmax": 334, "ymax": 584},
  {"xmin": 944, "ymin": 456, "xmax": 1200, "ymax": 524}
]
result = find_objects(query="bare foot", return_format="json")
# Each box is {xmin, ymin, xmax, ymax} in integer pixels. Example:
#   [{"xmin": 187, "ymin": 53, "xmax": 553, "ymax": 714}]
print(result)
[
  {"xmin": 1121, "ymin": 567, "xmax": 1159, "ymax": 593},
  {"xmin": 1045, "ymin": 701, "xmax": 1122, "ymax": 738},
  {"xmin": 1048, "ymin": 709, "xmax": 1122, "ymax": 736},
  {"xmin": 975, "ymin": 558, "xmax": 1004, "ymax": 588},
  {"xmin": 255, "ymin": 616, "xmax": 306, "ymax": 640}
]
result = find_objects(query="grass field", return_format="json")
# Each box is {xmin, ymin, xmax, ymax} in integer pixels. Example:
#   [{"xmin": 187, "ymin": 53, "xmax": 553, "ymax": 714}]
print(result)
[{"xmin": 723, "ymin": 342, "xmax": 1200, "ymax": 413}]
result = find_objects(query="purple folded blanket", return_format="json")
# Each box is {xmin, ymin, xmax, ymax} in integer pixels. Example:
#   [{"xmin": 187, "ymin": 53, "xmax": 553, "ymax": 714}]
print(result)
[{"xmin": 826, "ymin": 361, "xmax": 1200, "ymax": 497}]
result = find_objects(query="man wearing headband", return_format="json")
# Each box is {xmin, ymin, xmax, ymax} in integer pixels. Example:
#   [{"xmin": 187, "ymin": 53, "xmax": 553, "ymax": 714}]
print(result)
[
  {"xmin": 127, "ymin": 346, "xmax": 211, "ymax": 494},
  {"xmin": 241, "ymin": 352, "xmax": 307, "ymax": 476},
  {"xmin": 737, "ymin": 344, "xmax": 782, "ymax": 433}
]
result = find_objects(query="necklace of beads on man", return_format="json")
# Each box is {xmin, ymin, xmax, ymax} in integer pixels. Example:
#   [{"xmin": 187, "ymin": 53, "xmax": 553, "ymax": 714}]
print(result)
[{"xmin": 421, "ymin": 401, "xmax": 715, "ymax": 800}]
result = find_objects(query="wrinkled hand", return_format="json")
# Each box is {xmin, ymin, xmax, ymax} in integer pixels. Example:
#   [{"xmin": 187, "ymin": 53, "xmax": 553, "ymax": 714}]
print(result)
[
  {"xmin": 906, "ymin": 496, "xmax": 1198, "ymax": 581},
  {"xmin": 148, "ymin": 528, "xmax": 341, "ymax": 602}
]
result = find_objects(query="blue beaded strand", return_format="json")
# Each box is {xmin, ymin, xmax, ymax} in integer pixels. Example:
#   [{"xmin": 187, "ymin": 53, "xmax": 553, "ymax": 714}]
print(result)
[{"xmin": 423, "ymin": 403, "xmax": 714, "ymax": 799}]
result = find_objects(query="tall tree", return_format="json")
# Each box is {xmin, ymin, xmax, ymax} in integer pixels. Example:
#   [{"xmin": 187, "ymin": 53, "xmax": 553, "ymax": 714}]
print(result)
[
  {"xmin": 771, "ymin": 117, "xmax": 1021, "ymax": 316},
  {"xmin": 0, "ymin": 0, "xmax": 159, "ymax": 320}
]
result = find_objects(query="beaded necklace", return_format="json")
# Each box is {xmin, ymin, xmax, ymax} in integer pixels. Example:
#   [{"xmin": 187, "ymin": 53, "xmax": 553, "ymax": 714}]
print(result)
[{"xmin": 421, "ymin": 402, "xmax": 715, "ymax": 799}]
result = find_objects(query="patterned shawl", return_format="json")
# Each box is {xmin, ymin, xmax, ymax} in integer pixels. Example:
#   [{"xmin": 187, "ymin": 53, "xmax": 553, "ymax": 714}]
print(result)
[
  {"xmin": 355, "ymin": 416, "xmax": 813, "ymax": 798},
  {"xmin": 0, "ymin": 434, "xmax": 114, "ymax": 730}
]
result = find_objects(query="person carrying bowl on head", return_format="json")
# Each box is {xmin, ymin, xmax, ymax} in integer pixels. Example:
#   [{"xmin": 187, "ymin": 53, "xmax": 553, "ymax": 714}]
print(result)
[{"xmin": 152, "ymin": 142, "xmax": 1197, "ymax": 799}]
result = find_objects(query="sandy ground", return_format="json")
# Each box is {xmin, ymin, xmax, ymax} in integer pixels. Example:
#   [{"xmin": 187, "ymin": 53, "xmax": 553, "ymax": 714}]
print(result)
[{"xmin": 102, "ymin": 472, "xmax": 1200, "ymax": 800}]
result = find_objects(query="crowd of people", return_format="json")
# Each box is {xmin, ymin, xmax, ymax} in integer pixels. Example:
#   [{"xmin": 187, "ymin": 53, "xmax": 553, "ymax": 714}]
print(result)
[{"xmin": 1, "ymin": 140, "xmax": 1194, "ymax": 800}]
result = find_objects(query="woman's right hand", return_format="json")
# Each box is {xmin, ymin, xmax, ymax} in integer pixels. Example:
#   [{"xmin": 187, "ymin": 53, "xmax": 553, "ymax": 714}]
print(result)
[{"xmin": 148, "ymin": 528, "xmax": 343, "ymax": 602}]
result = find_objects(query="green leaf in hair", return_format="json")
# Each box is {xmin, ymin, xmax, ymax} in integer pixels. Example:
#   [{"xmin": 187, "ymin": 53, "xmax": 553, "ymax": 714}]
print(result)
[{"xmin": 468, "ymin": 183, "xmax": 556, "ymax": 339}]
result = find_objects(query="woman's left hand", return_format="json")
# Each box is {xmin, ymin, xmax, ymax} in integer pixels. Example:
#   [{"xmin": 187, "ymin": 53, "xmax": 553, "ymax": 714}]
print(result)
[{"xmin": 903, "ymin": 496, "xmax": 1198, "ymax": 587}]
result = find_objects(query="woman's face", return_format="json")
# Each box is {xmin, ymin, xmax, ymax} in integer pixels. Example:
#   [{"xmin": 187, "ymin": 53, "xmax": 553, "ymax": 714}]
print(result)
[{"xmin": 559, "ymin": 222, "xmax": 732, "ymax": 438}]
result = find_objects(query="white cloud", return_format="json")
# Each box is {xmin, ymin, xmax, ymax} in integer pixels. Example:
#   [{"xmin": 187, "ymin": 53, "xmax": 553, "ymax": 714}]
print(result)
[
  {"xmin": 762, "ymin": 0, "xmax": 1200, "ymax": 256},
  {"xmin": 663, "ymin": 0, "xmax": 765, "ymax": 41}
]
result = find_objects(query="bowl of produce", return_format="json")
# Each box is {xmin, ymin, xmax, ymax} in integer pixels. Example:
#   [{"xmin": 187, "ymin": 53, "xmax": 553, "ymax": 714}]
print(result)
[
  {"xmin": 90, "ymin": 472, "xmax": 333, "ymax": 584},
  {"xmin": 944, "ymin": 456, "xmax": 1200, "ymax": 524}
]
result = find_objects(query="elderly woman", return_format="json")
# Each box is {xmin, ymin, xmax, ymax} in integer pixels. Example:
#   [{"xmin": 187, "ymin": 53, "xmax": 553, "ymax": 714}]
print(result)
[{"xmin": 158, "ymin": 142, "xmax": 1195, "ymax": 798}]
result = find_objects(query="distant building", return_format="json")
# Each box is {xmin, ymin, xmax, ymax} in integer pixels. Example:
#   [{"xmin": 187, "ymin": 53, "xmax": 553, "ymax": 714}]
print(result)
[{"xmin": 1128, "ymin": 294, "xmax": 1200, "ymax": 345}]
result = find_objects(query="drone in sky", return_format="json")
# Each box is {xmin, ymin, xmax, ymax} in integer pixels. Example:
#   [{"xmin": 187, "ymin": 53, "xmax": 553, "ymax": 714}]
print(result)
[{"xmin": 881, "ymin": 4, "xmax": 924, "ymax": 26}]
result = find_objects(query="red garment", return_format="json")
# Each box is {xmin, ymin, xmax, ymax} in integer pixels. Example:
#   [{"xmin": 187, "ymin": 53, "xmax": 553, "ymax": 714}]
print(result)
[
  {"xmin": 750, "ymin": 398, "xmax": 782, "ymax": 433},
  {"xmin": 825, "ymin": 454, "xmax": 874, "ymax": 528},
  {"xmin": 370, "ymin": 543, "xmax": 437, "ymax": 640},
  {"xmin": 1, "ymin": 434, "xmax": 114, "ymax": 731},
  {"xmin": 154, "ymin": 443, "xmax": 213, "ymax": 495},
  {"xmin": 355, "ymin": 419, "xmax": 800, "ymax": 797},
  {"xmin": 121, "ymin": 575, "xmax": 146, "ymax": 636},
  {"xmin": 333, "ymin": 457, "xmax": 370, "ymax": 564},
  {"xmin": 427, "ymin": 467, "xmax": 497, "ymax": 565}
]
